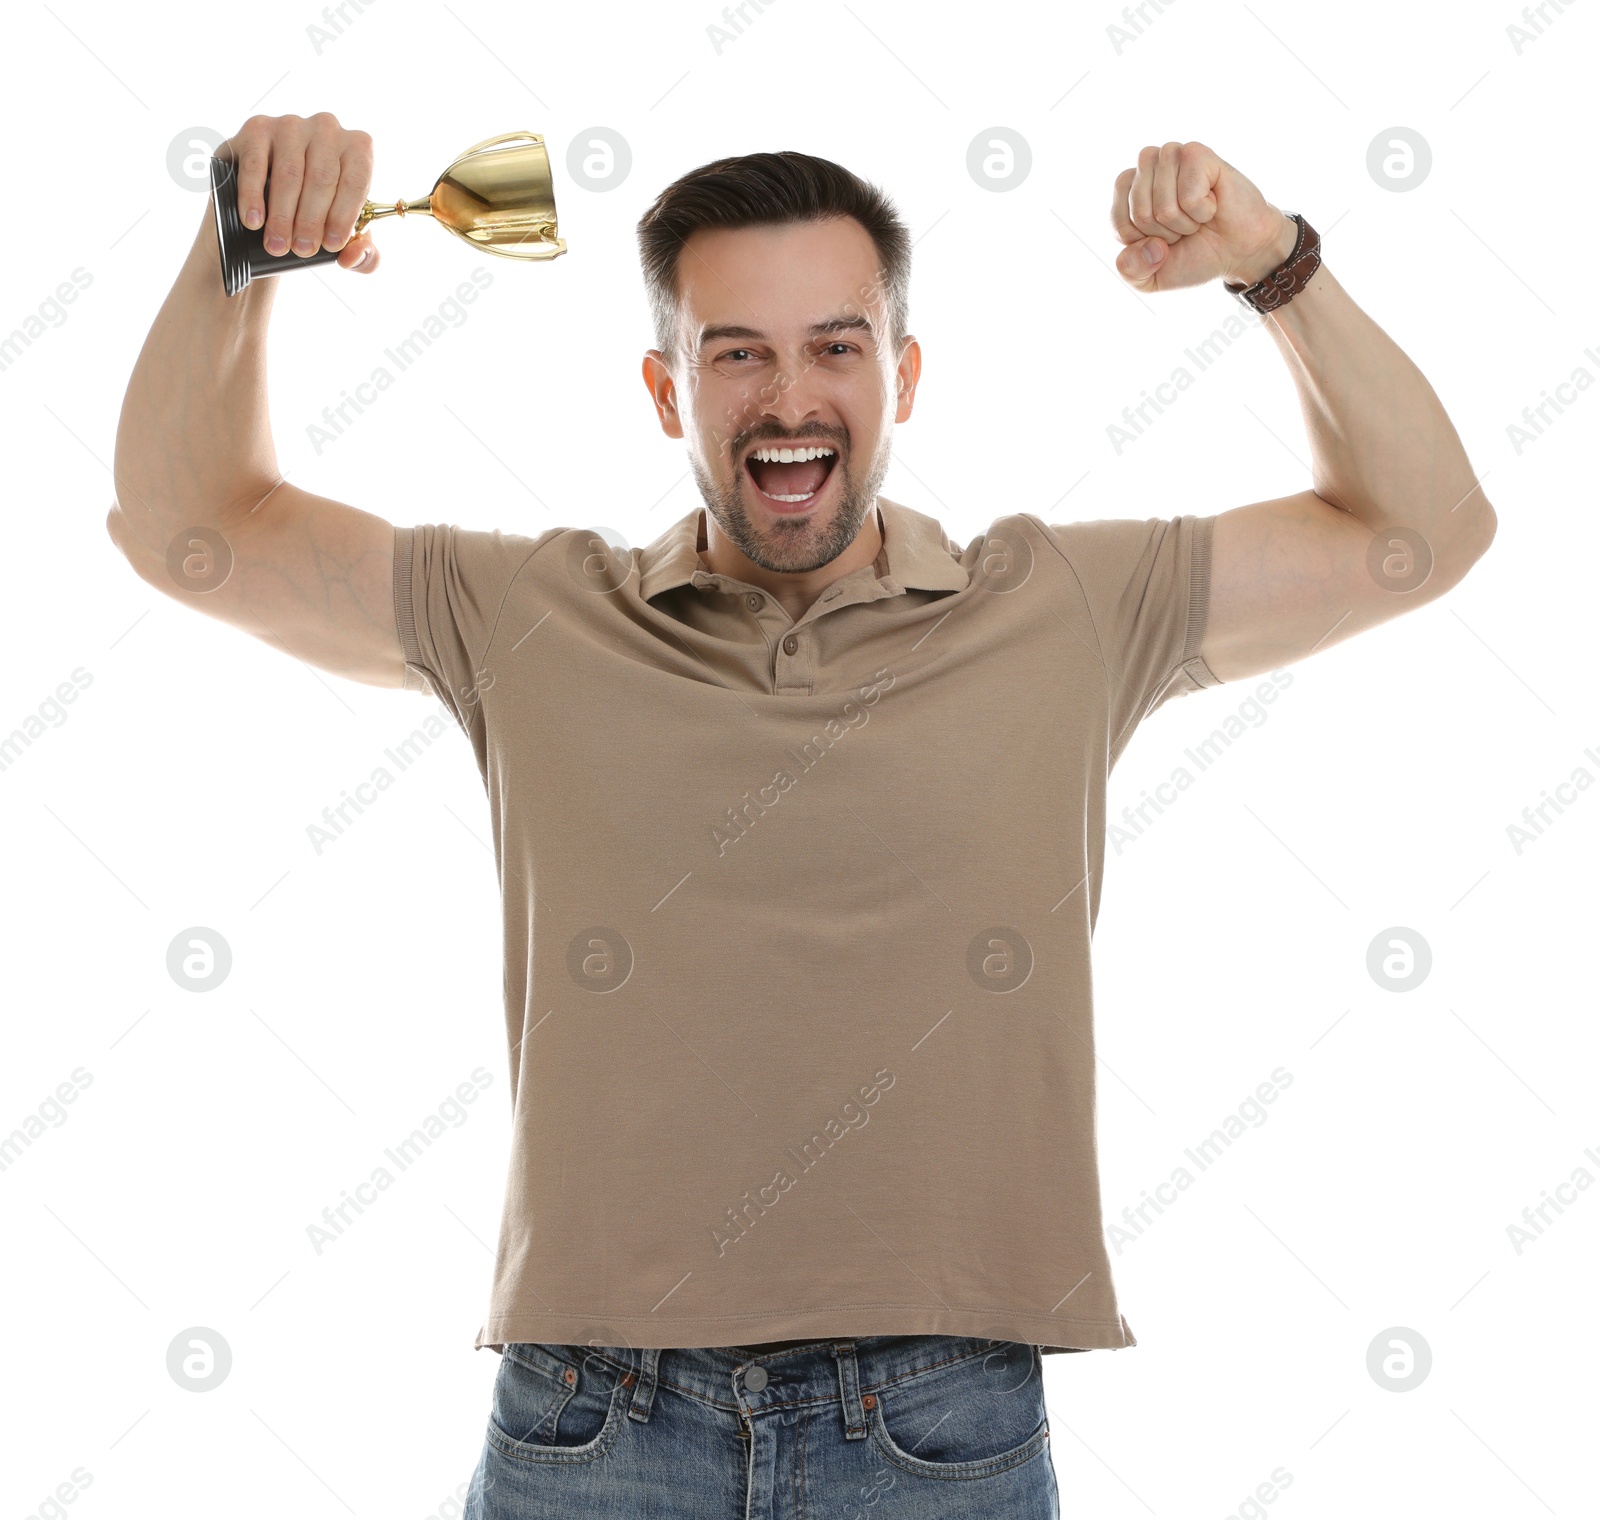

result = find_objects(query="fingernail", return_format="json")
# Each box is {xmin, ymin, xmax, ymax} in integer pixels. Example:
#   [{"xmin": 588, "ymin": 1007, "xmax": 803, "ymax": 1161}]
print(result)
[
  {"xmin": 265, "ymin": 233, "xmax": 287, "ymax": 255},
  {"xmin": 1141, "ymin": 239, "xmax": 1164, "ymax": 265},
  {"xmin": 244, "ymin": 207, "xmax": 263, "ymax": 229},
  {"xmin": 354, "ymin": 247, "xmax": 372, "ymax": 269},
  {"xmin": 293, "ymin": 236, "xmax": 313, "ymax": 255}
]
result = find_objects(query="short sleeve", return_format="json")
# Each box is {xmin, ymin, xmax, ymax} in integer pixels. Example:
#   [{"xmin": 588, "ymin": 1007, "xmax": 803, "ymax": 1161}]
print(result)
[
  {"xmin": 393, "ymin": 523, "xmax": 558, "ymax": 734},
  {"xmin": 1038, "ymin": 513, "xmax": 1222, "ymax": 753}
]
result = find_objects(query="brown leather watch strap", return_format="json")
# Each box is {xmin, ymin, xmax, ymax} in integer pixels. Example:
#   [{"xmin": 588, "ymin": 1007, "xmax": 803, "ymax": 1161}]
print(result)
[{"xmin": 1223, "ymin": 212, "xmax": 1320, "ymax": 314}]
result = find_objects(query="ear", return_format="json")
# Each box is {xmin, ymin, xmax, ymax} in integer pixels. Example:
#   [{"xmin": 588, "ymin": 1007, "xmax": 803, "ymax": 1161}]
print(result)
[
  {"xmin": 642, "ymin": 350, "xmax": 684, "ymax": 439},
  {"xmin": 894, "ymin": 337, "xmax": 922, "ymax": 423}
]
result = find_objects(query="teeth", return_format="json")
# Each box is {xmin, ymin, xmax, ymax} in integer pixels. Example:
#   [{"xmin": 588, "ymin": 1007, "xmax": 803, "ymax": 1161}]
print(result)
[{"xmin": 750, "ymin": 445, "xmax": 836, "ymax": 463}]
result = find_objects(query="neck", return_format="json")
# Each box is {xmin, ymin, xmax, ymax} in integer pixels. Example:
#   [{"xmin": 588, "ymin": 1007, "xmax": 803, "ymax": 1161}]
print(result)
[{"xmin": 700, "ymin": 504, "xmax": 884, "ymax": 622}]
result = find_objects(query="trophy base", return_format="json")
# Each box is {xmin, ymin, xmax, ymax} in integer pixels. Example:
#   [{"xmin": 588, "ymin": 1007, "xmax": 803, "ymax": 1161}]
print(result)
[{"xmin": 210, "ymin": 156, "xmax": 343, "ymax": 297}]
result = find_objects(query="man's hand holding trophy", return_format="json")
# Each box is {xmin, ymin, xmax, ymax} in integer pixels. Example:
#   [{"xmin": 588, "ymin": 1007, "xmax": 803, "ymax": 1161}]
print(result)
[{"xmin": 208, "ymin": 111, "xmax": 565, "ymax": 296}]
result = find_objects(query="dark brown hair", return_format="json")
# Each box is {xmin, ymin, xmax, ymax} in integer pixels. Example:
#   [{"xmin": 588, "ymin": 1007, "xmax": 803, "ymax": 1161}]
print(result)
[{"xmin": 635, "ymin": 150, "xmax": 911, "ymax": 367}]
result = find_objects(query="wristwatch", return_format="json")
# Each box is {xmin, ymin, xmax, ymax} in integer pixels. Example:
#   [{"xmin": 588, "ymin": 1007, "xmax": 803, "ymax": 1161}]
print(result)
[{"xmin": 1223, "ymin": 212, "xmax": 1321, "ymax": 314}]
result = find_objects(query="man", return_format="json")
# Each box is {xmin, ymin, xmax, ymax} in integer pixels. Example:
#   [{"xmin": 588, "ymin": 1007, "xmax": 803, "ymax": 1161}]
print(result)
[{"xmin": 110, "ymin": 113, "xmax": 1494, "ymax": 1518}]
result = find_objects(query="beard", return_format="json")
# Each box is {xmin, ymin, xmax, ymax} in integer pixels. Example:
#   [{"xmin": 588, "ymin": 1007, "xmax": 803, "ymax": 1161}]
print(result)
[{"xmin": 689, "ymin": 426, "xmax": 893, "ymax": 576}]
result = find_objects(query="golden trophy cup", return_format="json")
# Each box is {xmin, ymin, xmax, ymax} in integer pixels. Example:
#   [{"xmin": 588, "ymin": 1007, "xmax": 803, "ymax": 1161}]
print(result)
[{"xmin": 209, "ymin": 130, "xmax": 566, "ymax": 296}]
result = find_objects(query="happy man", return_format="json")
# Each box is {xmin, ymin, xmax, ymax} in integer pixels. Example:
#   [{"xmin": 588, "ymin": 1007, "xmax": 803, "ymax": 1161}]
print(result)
[{"xmin": 110, "ymin": 114, "xmax": 1494, "ymax": 1518}]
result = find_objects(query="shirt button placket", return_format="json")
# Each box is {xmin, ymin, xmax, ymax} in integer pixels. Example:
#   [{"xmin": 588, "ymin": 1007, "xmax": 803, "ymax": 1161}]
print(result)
[{"xmin": 776, "ymin": 630, "xmax": 805, "ymax": 692}]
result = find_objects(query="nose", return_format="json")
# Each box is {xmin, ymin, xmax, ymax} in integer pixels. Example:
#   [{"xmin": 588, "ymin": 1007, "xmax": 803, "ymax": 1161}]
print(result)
[{"xmin": 751, "ymin": 346, "xmax": 835, "ymax": 433}]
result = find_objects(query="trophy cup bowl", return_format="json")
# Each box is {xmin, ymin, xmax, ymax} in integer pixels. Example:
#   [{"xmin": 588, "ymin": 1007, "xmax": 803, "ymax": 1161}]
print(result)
[{"xmin": 210, "ymin": 130, "xmax": 566, "ymax": 296}]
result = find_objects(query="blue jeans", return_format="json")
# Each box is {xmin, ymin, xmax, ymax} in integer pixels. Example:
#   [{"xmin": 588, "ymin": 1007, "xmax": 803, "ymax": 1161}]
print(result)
[{"xmin": 463, "ymin": 1335, "xmax": 1060, "ymax": 1518}]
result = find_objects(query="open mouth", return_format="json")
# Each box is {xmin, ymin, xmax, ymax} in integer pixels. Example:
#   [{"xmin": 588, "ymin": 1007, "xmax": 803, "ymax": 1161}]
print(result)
[{"xmin": 744, "ymin": 444, "xmax": 839, "ymax": 511}]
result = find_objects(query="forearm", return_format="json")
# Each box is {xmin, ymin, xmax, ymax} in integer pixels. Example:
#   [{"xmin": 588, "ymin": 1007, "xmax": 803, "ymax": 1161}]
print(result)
[
  {"xmin": 1255, "ymin": 238, "xmax": 1497, "ymax": 562},
  {"xmin": 109, "ymin": 205, "xmax": 286, "ymax": 572}
]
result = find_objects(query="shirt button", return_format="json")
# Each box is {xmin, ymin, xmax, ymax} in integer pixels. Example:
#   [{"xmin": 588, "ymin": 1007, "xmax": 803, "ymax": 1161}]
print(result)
[
  {"xmin": 744, "ymin": 1365, "xmax": 768, "ymax": 1391},
  {"xmin": 745, "ymin": 593, "xmax": 764, "ymax": 611},
  {"xmin": 782, "ymin": 634, "xmax": 798, "ymax": 655}
]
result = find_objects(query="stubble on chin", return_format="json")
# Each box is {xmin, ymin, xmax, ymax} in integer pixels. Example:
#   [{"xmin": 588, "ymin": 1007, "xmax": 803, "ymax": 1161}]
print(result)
[{"xmin": 690, "ymin": 441, "xmax": 891, "ymax": 576}]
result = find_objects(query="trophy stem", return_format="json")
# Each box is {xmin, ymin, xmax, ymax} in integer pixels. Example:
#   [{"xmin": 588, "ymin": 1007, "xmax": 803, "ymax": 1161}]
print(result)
[{"xmin": 356, "ymin": 196, "xmax": 435, "ymax": 231}]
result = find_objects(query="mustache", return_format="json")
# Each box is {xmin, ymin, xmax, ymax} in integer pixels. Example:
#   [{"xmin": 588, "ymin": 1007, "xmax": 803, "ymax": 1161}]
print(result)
[{"xmin": 725, "ymin": 426, "xmax": 847, "ymax": 460}]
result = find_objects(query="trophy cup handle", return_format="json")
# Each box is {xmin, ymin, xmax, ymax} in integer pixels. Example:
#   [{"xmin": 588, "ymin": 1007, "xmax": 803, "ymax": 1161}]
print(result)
[{"xmin": 444, "ymin": 130, "xmax": 548, "ymax": 173}]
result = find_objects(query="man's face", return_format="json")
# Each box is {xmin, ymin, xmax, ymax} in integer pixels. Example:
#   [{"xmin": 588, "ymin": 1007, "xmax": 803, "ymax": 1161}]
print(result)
[{"xmin": 642, "ymin": 216, "xmax": 920, "ymax": 575}]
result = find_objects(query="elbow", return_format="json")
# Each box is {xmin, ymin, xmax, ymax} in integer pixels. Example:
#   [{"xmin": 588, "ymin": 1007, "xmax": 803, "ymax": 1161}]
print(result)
[
  {"xmin": 105, "ymin": 500, "xmax": 154, "ymax": 582},
  {"xmin": 105, "ymin": 501, "xmax": 135, "ymax": 566},
  {"xmin": 1464, "ymin": 497, "xmax": 1497, "ymax": 567},
  {"xmin": 1435, "ymin": 498, "xmax": 1496, "ymax": 593}
]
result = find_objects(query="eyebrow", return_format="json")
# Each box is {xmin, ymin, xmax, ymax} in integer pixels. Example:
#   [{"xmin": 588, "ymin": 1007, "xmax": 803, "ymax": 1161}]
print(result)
[{"xmin": 696, "ymin": 314, "xmax": 876, "ymax": 348}]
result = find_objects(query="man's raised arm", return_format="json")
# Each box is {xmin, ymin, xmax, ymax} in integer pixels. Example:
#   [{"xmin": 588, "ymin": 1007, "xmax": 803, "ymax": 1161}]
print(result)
[
  {"xmin": 1110, "ymin": 140, "xmax": 1497, "ymax": 686},
  {"xmin": 107, "ymin": 111, "xmax": 407, "ymax": 689}
]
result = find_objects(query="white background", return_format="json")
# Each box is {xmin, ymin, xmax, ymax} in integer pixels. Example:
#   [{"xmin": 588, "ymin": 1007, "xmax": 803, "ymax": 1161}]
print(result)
[{"xmin": 1, "ymin": 0, "xmax": 1595, "ymax": 1516}]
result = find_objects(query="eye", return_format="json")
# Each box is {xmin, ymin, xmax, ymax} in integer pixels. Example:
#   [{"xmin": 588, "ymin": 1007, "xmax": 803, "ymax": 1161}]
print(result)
[
  {"xmin": 720, "ymin": 348, "xmax": 756, "ymax": 362},
  {"xmin": 824, "ymin": 342, "xmax": 854, "ymax": 355}
]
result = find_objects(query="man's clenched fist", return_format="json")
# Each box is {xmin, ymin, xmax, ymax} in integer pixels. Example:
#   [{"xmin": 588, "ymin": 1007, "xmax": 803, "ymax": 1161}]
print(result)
[
  {"xmin": 219, "ymin": 111, "xmax": 381, "ymax": 274},
  {"xmin": 1111, "ymin": 141, "xmax": 1298, "ymax": 294}
]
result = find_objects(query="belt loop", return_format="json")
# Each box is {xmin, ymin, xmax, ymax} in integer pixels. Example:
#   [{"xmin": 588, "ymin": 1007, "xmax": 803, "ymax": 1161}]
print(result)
[
  {"xmin": 626, "ymin": 1347, "xmax": 662, "ymax": 1423},
  {"xmin": 832, "ymin": 1340, "xmax": 870, "ymax": 1440}
]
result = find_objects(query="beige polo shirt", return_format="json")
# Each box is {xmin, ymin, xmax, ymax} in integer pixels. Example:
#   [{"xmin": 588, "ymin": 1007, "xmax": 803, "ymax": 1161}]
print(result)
[{"xmin": 393, "ymin": 496, "xmax": 1221, "ymax": 1355}]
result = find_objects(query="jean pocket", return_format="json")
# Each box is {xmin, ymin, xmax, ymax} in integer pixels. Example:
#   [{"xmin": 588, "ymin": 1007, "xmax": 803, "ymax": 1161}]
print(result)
[
  {"xmin": 869, "ymin": 1341, "xmax": 1049, "ymax": 1480},
  {"xmin": 485, "ymin": 1343, "xmax": 628, "ymax": 1465}
]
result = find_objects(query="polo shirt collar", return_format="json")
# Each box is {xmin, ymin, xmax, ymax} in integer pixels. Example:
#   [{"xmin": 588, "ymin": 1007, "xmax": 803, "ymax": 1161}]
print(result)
[{"xmin": 637, "ymin": 496, "xmax": 969, "ymax": 601}]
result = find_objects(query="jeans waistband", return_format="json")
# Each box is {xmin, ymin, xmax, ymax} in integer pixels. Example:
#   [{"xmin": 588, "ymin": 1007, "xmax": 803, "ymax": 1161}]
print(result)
[{"xmin": 546, "ymin": 1335, "xmax": 1021, "ymax": 1437}]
